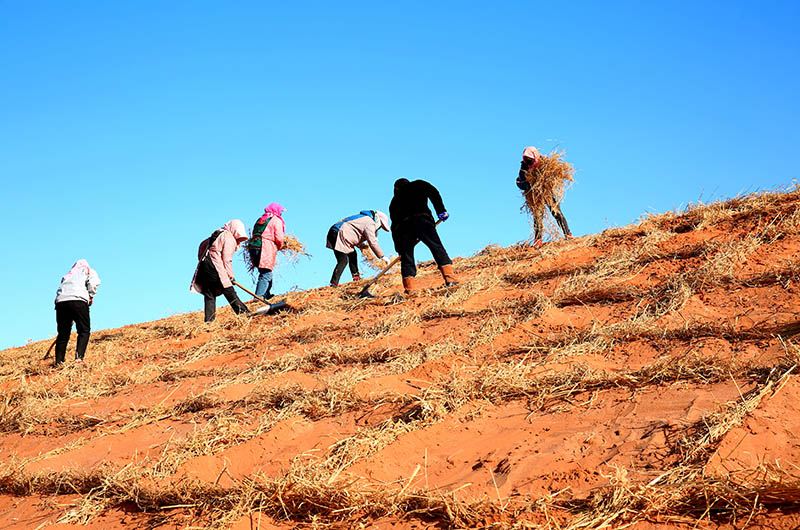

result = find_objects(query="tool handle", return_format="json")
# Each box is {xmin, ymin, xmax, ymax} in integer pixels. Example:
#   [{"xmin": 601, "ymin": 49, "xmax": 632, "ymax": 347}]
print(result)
[
  {"xmin": 42, "ymin": 338, "xmax": 57, "ymax": 360},
  {"xmin": 232, "ymin": 280, "xmax": 270, "ymax": 305},
  {"xmin": 361, "ymin": 256, "xmax": 401, "ymax": 291},
  {"xmin": 360, "ymin": 218, "xmax": 443, "ymax": 293}
]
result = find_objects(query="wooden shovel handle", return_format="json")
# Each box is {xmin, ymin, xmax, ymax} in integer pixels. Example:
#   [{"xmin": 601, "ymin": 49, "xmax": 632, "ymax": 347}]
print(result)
[
  {"xmin": 232, "ymin": 280, "xmax": 270, "ymax": 305},
  {"xmin": 360, "ymin": 218, "xmax": 444, "ymax": 293}
]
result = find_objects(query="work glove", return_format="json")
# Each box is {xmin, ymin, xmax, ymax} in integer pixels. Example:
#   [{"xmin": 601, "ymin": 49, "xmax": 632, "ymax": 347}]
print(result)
[
  {"xmin": 438, "ymin": 211, "xmax": 450, "ymax": 222},
  {"xmin": 88, "ymin": 298, "xmax": 93, "ymax": 307},
  {"xmin": 380, "ymin": 257, "xmax": 391, "ymax": 267}
]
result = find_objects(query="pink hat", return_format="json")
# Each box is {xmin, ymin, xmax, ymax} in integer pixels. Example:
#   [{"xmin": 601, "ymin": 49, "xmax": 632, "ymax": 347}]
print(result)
[{"xmin": 522, "ymin": 146, "xmax": 540, "ymax": 166}]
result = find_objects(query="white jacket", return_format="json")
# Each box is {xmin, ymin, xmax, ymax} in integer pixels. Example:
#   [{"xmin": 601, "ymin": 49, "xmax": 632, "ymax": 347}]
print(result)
[{"xmin": 55, "ymin": 260, "xmax": 101, "ymax": 305}]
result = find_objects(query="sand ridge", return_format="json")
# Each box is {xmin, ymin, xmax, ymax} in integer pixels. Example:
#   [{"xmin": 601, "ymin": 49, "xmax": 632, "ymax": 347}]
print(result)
[{"xmin": 2, "ymin": 190, "xmax": 800, "ymax": 528}]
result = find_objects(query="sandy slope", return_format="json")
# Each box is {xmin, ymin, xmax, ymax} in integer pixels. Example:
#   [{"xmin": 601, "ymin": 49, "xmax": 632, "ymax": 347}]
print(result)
[{"xmin": 2, "ymin": 190, "xmax": 800, "ymax": 529}]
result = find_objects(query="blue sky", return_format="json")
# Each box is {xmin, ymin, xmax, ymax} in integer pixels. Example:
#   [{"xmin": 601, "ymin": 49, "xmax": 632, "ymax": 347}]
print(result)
[{"xmin": 1, "ymin": 1, "xmax": 798, "ymax": 349}]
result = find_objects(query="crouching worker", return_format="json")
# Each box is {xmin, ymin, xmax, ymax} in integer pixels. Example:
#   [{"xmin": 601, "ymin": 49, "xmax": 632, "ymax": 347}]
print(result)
[
  {"xmin": 389, "ymin": 178, "xmax": 456, "ymax": 295},
  {"xmin": 54, "ymin": 260, "xmax": 101, "ymax": 366},
  {"xmin": 516, "ymin": 146, "xmax": 572, "ymax": 246},
  {"xmin": 191, "ymin": 220, "xmax": 251, "ymax": 322},
  {"xmin": 247, "ymin": 203, "xmax": 286, "ymax": 299},
  {"xmin": 326, "ymin": 210, "xmax": 391, "ymax": 286}
]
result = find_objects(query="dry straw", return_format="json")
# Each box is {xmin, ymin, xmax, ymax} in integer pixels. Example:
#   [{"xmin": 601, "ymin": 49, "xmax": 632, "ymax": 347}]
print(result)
[
  {"xmin": 358, "ymin": 243, "xmax": 391, "ymax": 271},
  {"xmin": 243, "ymin": 233, "xmax": 310, "ymax": 274},
  {"xmin": 521, "ymin": 149, "xmax": 575, "ymax": 238}
]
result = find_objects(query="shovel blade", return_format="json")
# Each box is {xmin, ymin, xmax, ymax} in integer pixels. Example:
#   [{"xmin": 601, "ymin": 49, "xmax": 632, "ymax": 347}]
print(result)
[{"xmin": 253, "ymin": 300, "xmax": 290, "ymax": 316}]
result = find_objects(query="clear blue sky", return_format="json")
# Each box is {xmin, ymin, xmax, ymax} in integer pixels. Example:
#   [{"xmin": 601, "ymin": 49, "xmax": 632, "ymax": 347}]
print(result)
[{"xmin": 1, "ymin": 1, "xmax": 798, "ymax": 349}]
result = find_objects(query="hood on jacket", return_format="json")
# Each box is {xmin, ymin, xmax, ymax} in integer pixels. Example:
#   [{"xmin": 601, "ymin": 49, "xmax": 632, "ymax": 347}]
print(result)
[
  {"xmin": 224, "ymin": 219, "xmax": 248, "ymax": 245},
  {"xmin": 522, "ymin": 146, "xmax": 540, "ymax": 166},
  {"xmin": 375, "ymin": 210, "xmax": 390, "ymax": 232},
  {"xmin": 393, "ymin": 178, "xmax": 410, "ymax": 193},
  {"xmin": 64, "ymin": 259, "xmax": 90, "ymax": 280}
]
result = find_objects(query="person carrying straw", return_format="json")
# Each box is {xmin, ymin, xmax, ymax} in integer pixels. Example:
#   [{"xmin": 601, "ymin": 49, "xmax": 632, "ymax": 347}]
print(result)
[
  {"xmin": 516, "ymin": 146, "xmax": 573, "ymax": 246},
  {"xmin": 191, "ymin": 220, "xmax": 251, "ymax": 322},
  {"xmin": 246, "ymin": 203, "xmax": 286, "ymax": 300}
]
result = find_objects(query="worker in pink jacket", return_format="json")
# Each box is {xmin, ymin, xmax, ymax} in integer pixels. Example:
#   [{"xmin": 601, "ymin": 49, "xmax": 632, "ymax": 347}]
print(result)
[
  {"xmin": 190, "ymin": 220, "xmax": 251, "ymax": 321},
  {"xmin": 247, "ymin": 203, "xmax": 286, "ymax": 299},
  {"xmin": 326, "ymin": 210, "xmax": 390, "ymax": 286}
]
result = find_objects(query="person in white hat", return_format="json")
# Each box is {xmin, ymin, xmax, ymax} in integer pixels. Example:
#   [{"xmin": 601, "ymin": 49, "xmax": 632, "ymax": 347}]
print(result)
[{"xmin": 325, "ymin": 210, "xmax": 390, "ymax": 286}]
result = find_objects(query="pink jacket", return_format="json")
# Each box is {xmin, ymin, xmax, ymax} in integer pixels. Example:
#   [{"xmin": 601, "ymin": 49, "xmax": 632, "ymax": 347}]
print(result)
[
  {"xmin": 256, "ymin": 216, "xmax": 285, "ymax": 269},
  {"xmin": 191, "ymin": 221, "xmax": 247, "ymax": 293},
  {"xmin": 208, "ymin": 230, "xmax": 238, "ymax": 288},
  {"xmin": 327, "ymin": 215, "xmax": 385, "ymax": 258}
]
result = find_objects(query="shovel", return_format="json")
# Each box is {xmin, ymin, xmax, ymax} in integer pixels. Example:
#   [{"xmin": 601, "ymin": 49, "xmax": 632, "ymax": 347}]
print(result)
[
  {"xmin": 358, "ymin": 218, "xmax": 443, "ymax": 298},
  {"xmin": 232, "ymin": 280, "xmax": 290, "ymax": 316},
  {"xmin": 358, "ymin": 256, "xmax": 400, "ymax": 298}
]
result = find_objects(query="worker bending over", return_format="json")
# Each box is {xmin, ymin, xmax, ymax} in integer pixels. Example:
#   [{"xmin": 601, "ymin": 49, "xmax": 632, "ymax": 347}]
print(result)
[
  {"xmin": 326, "ymin": 210, "xmax": 390, "ymax": 286},
  {"xmin": 516, "ymin": 146, "xmax": 572, "ymax": 246},
  {"xmin": 191, "ymin": 220, "xmax": 251, "ymax": 321},
  {"xmin": 53, "ymin": 259, "xmax": 101, "ymax": 366},
  {"xmin": 389, "ymin": 178, "xmax": 456, "ymax": 295}
]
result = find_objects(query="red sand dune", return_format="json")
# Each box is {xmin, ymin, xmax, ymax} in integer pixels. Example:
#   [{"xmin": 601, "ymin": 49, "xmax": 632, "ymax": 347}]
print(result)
[{"xmin": 2, "ymin": 190, "xmax": 800, "ymax": 529}]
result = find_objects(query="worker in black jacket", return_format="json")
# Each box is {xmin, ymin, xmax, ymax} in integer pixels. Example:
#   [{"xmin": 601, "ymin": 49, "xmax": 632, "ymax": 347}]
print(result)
[{"xmin": 389, "ymin": 178, "xmax": 457, "ymax": 294}]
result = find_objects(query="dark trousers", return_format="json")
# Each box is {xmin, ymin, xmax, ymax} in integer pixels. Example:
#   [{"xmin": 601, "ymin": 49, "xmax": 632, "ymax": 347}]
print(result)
[
  {"xmin": 327, "ymin": 226, "xmax": 359, "ymax": 285},
  {"xmin": 203, "ymin": 286, "xmax": 249, "ymax": 322},
  {"xmin": 55, "ymin": 300, "xmax": 91, "ymax": 365},
  {"xmin": 533, "ymin": 195, "xmax": 571, "ymax": 241},
  {"xmin": 392, "ymin": 215, "xmax": 452, "ymax": 278},
  {"xmin": 330, "ymin": 250, "xmax": 358, "ymax": 285}
]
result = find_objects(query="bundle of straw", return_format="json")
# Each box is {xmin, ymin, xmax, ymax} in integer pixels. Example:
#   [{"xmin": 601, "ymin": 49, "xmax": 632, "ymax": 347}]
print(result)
[
  {"xmin": 520, "ymin": 149, "xmax": 575, "ymax": 238},
  {"xmin": 281, "ymin": 234, "xmax": 310, "ymax": 263},
  {"xmin": 358, "ymin": 244, "xmax": 387, "ymax": 271},
  {"xmin": 243, "ymin": 233, "xmax": 310, "ymax": 274}
]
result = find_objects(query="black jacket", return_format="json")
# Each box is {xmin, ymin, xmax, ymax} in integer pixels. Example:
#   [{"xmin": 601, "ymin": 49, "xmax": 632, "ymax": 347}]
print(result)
[
  {"xmin": 516, "ymin": 160, "xmax": 533, "ymax": 191},
  {"xmin": 389, "ymin": 179, "xmax": 446, "ymax": 229}
]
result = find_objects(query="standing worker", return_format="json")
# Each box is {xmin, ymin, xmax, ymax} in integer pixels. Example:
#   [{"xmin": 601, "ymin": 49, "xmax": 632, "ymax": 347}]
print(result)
[
  {"xmin": 326, "ymin": 210, "xmax": 391, "ymax": 286},
  {"xmin": 516, "ymin": 146, "xmax": 572, "ymax": 246},
  {"xmin": 190, "ymin": 220, "xmax": 251, "ymax": 321},
  {"xmin": 389, "ymin": 178, "xmax": 456, "ymax": 295},
  {"xmin": 247, "ymin": 203, "xmax": 286, "ymax": 300},
  {"xmin": 53, "ymin": 259, "xmax": 101, "ymax": 366}
]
